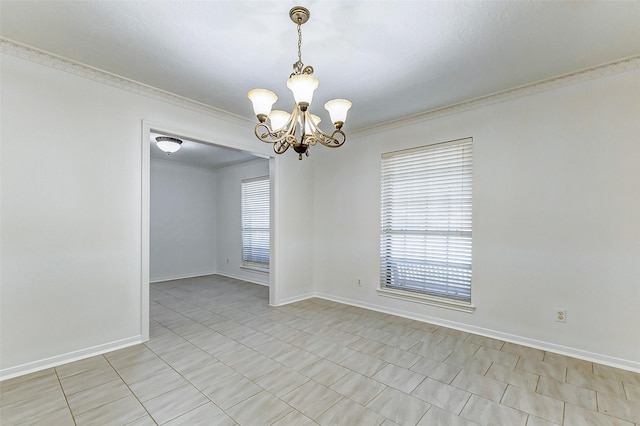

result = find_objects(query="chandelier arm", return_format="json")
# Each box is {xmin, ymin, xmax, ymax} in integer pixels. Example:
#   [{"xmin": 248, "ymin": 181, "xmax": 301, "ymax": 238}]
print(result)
[
  {"xmin": 284, "ymin": 104, "xmax": 300, "ymax": 142},
  {"xmin": 307, "ymin": 125, "xmax": 346, "ymax": 148},
  {"xmin": 321, "ymin": 129, "xmax": 346, "ymax": 148},
  {"xmin": 274, "ymin": 105, "xmax": 299, "ymax": 142},
  {"xmin": 301, "ymin": 109, "xmax": 318, "ymax": 145},
  {"xmin": 273, "ymin": 140, "xmax": 290, "ymax": 154},
  {"xmin": 254, "ymin": 123, "xmax": 290, "ymax": 145},
  {"xmin": 254, "ymin": 123, "xmax": 281, "ymax": 143},
  {"xmin": 253, "ymin": 105, "xmax": 300, "ymax": 145}
]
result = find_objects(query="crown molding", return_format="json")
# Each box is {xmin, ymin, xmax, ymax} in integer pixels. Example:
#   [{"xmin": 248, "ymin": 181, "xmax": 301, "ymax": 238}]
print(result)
[
  {"xmin": 3, "ymin": 37, "xmax": 638, "ymax": 137},
  {"xmin": 353, "ymin": 55, "xmax": 640, "ymax": 138},
  {"xmin": 0, "ymin": 37, "xmax": 253, "ymax": 128}
]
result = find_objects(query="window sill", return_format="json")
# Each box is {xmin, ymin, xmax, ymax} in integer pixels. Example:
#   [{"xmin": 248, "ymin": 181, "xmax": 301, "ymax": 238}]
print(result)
[
  {"xmin": 377, "ymin": 287, "xmax": 476, "ymax": 313},
  {"xmin": 240, "ymin": 265, "xmax": 269, "ymax": 274}
]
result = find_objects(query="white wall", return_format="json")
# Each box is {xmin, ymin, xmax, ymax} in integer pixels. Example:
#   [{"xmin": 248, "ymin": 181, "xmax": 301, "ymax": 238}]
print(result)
[
  {"xmin": 313, "ymin": 69, "xmax": 640, "ymax": 370},
  {"xmin": 0, "ymin": 50, "xmax": 315, "ymax": 379},
  {"xmin": 215, "ymin": 159, "xmax": 270, "ymax": 285},
  {"xmin": 271, "ymin": 155, "xmax": 316, "ymax": 304},
  {"xmin": 4, "ymin": 42, "xmax": 636, "ymax": 379},
  {"xmin": 150, "ymin": 159, "xmax": 218, "ymax": 282}
]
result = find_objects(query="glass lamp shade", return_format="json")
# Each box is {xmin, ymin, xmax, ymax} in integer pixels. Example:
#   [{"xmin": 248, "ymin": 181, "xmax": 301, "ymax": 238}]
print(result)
[
  {"xmin": 269, "ymin": 110, "xmax": 291, "ymax": 131},
  {"xmin": 304, "ymin": 114, "xmax": 321, "ymax": 134},
  {"xmin": 324, "ymin": 99, "xmax": 352, "ymax": 126},
  {"xmin": 247, "ymin": 89, "xmax": 278, "ymax": 118},
  {"xmin": 156, "ymin": 137, "xmax": 182, "ymax": 154},
  {"xmin": 287, "ymin": 74, "xmax": 319, "ymax": 107}
]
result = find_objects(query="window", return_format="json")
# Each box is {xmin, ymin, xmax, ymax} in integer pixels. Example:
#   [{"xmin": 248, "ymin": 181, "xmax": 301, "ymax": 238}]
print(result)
[
  {"xmin": 379, "ymin": 138, "xmax": 473, "ymax": 311},
  {"xmin": 241, "ymin": 176, "xmax": 270, "ymax": 270}
]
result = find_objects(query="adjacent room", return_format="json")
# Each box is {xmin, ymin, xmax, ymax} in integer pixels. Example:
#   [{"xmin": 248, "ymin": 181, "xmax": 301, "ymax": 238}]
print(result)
[
  {"xmin": 1, "ymin": 1, "xmax": 639, "ymax": 425},
  {"xmin": 149, "ymin": 132, "xmax": 271, "ymax": 291}
]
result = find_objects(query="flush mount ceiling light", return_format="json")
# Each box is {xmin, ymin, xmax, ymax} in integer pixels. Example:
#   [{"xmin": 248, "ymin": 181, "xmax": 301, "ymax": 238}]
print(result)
[
  {"xmin": 247, "ymin": 6, "xmax": 352, "ymax": 160},
  {"xmin": 155, "ymin": 136, "xmax": 182, "ymax": 154}
]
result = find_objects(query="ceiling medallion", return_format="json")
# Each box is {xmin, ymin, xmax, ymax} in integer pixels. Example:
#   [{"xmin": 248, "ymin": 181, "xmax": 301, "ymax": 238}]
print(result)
[{"xmin": 247, "ymin": 6, "xmax": 352, "ymax": 160}]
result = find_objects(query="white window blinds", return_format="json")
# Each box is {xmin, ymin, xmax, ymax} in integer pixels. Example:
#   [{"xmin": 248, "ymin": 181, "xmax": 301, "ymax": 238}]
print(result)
[
  {"xmin": 380, "ymin": 138, "xmax": 472, "ymax": 302},
  {"xmin": 241, "ymin": 176, "xmax": 270, "ymax": 269}
]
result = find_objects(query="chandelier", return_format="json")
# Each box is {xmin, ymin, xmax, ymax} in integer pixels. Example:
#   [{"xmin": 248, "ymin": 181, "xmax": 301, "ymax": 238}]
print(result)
[{"xmin": 247, "ymin": 6, "xmax": 352, "ymax": 160}]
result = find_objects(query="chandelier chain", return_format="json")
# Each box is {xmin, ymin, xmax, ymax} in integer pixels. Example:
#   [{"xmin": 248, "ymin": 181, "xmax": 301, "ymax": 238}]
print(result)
[{"xmin": 297, "ymin": 23, "xmax": 302, "ymax": 64}]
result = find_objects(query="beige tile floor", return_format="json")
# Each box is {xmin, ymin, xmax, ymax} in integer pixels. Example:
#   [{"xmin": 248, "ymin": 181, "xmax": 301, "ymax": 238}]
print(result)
[{"xmin": 2, "ymin": 274, "xmax": 639, "ymax": 425}]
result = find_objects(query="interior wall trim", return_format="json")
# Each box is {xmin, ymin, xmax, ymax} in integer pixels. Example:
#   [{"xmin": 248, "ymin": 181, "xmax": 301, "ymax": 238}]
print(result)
[
  {"xmin": 0, "ymin": 336, "xmax": 142, "ymax": 382},
  {"xmin": 272, "ymin": 292, "xmax": 316, "ymax": 307},
  {"xmin": 150, "ymin": 271, "xmax": 220, "ymax": 284},
  {"xmin": 212, "ymin": 271, "xmax": 269, "ymax": 287},
  {"xmin": 282, "ymin": 292, "xmax": 640, "ymax": 374},
  {"xmin": 352, "ymin": 55, "xmax": 640, "ymax": 137},
  {"xmin": 4, "ymin": 37, "xmax": 638, "ymax": 139},
  {"xmin": 0, "ymin": 37, "xmax": 252, "ymax": 128}
]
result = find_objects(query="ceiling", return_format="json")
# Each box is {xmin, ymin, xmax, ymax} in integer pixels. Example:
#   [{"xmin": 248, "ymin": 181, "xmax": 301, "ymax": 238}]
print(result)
[
  {"xmin": 2, "ymin": 1, "xmax": 640, "ymax": 133},
  {"xmin": 149, "ymin": 132, "xmax": 263, "ymax": 170}
]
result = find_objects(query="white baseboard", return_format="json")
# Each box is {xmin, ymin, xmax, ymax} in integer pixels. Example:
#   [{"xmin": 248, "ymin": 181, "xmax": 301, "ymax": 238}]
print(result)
[
  {"xmin": 5, "ymin": 289, "xmax": 635, "ymax": 381},
  {"xmin": 313, "ymin": 292, "xmax": 640, "ymax": 373},
  {"xmin": 150, "ymin": 270, "xmax": 218, "ymax": 283},
  {"xmin": 214, "ymin": 271, "xmax": 269, "ymax": 287},
  {"xmin": 271, "ymin": 292, "xmax": 315, "ymax": 307},
  {"xmin": 0, "ymin": 335, "xmax": 142, "ymax": 381}
]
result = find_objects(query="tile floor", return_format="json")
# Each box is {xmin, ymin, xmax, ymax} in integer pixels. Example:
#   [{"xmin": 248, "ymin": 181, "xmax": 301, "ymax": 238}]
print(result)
[{"xmin": 1, "ymin": 274, "xmax": 639, "ymax": 425}]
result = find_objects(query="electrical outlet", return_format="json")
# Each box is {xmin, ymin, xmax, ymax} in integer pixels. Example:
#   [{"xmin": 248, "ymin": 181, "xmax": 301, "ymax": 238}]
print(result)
[
  {"xmin": 357, "ymin": 278, "xmax": 362, "ymax": 287},
  {"xmin": 556, "ymin": 309, "xmax": 566, "ymax": 323}
]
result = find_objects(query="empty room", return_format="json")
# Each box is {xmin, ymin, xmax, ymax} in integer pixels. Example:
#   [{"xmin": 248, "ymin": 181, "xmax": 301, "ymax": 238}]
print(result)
[{"xmin": 1, "ymin": 1, "xmax": 639, "ymax": 425}]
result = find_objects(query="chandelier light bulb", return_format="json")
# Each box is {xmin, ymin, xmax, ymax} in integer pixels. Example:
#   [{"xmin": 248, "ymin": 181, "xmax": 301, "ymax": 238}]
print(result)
[
  {"xmin": 287, "ymin": 74, "xmax": 319, "ymax": 110},
  {"xmin": 304, "ymin": 114, "xmax": 321, "ymax": 134},
  {"xmin": 324, "ymin": 99, "xmax": 352, "ymax": 129},
  {"xmin": 269, "ymin": 110, "xmax": 291, "ymax": 131},
  {"xmin": 247, "ymin": 89, "xmax": 278, "ymax": 122}
]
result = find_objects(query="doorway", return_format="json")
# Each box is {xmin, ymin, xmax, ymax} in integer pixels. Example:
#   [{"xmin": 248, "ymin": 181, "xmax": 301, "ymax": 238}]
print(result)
[{"xmin": 141, "ymin": 124, "xmax": 274, "ymax": 341}]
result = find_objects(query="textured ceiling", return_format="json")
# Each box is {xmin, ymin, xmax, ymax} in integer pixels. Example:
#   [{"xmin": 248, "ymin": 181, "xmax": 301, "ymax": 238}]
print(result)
[{"xmin": 2, "ymin": 1, "xmax": 640, "ymax": 133}]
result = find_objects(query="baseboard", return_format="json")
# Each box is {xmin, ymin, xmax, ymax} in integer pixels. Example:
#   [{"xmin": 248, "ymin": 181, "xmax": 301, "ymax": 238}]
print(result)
[
  {"xmin": 314, "ymin": 292, "xmax": 640, "ymax": 374},
  {"xmin": 0, "ymin": 335, "xmax": 142, "ymax": 381},
  {"xmin": 150, "ymin": 270, "xmax": 218, "ymax": 283},
  {"xmin": 214, "ymin": 271, "xmax": 269, "ymax": 287},
  {"xmin": 271, "ymin": 292, "xmax": 315, "ymax": 307}
]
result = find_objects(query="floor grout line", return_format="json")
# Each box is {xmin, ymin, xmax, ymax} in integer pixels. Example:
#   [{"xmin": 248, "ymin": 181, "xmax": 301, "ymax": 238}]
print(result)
[
  {"xmin": 53, "ymin": 367, "xmax": 77, "ymax": 426},
  {"xmin": 102, "ymin": 355, "xmax": 158, "ymax": 425},
  {"xmin": 4, "ymin": 275, "xmax": 640, "ymax": 426}
]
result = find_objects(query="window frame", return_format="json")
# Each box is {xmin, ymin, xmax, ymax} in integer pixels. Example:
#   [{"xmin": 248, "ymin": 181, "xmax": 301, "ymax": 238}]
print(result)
[
  {"xmin": 378, "ymin": 138, "xmax": 475, "ymax": 313},
  {"xmin": 241, "ymin": 176, "xmax": 270, "ymax": 272}
]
